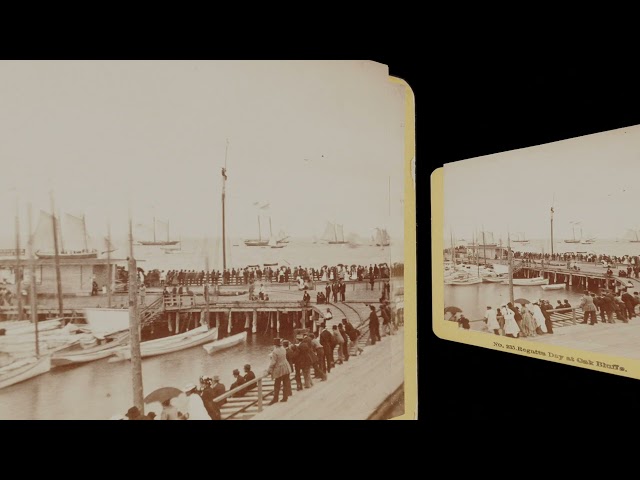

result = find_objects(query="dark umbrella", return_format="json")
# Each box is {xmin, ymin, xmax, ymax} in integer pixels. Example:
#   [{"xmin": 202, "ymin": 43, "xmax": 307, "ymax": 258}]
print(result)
[
  {"xmin": 514, "ymin": 298, "xmax": 531, "ymax": 305},
  {"xmin": 444, "ymin": 306, "xmax": 462, "ymax": 314},
  {"xmin": 144, "ymin": 387, "xmax": 183, "ymax": 404}
]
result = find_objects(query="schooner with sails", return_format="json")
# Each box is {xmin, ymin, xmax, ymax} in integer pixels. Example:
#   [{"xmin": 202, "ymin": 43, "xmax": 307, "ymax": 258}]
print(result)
[
  {"xmin": 321, "ymin": 221, "xmax": 347, "ymax": 245},
  {"xmin": 138, "ymin": 218, "xmax": 179, "ymax": 246},
  {"xmin": 32, "ymin": 211, "xmax": 98, "ymax": 260}
]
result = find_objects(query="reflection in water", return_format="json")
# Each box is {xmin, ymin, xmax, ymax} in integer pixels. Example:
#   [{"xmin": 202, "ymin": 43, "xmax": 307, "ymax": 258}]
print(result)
[{"xmin": 0, "ymin": 331, "xmax": 293, "ymax": 420}]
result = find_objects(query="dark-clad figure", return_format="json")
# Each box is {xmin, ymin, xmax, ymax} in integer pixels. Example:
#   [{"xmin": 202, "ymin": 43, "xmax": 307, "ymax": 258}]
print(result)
[
  {"xmin": 199, "ymin": 376, "xmax": 218, "ymax": 420},
  {"xmin": 239, "ymin": 364, "xmax": 256, "ymax": 396},
  {"xmin": 339, "ymin": 281, "xmax": 346, "ymax": 302},
  {"xmin": 621, "ymin": 289, "xmax": 636, "ymax": 319},
  {"xmin": 297, "ymin": 337, "xmax": 315, "ymax": 389},
  {"xmin": 332, "ymin": 282, "xmax": 338, "ymax": 302},
  {"xmin": 369, "ymin": 305, "xmax": 381, "ymax": 345},
  {"xmin": 319, "ymin": 326, "xmax": 334, "ymax": 372},
  {"xmin": 230, "ymin": 369, "xmax": 246, "ymax": 396},
  {"xmin": 208, "ymin": 375, "xmax": 226, "ymax": 420}
]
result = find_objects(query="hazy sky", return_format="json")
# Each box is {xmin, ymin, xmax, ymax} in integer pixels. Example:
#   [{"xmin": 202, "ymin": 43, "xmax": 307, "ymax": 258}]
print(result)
[
  {"xmin": 444, "ymin": 124, "xmax": 640, "ymax": 242},
  {"xmin": 0, "ymin": 60, "xmax": 405, "ymax": 245}
]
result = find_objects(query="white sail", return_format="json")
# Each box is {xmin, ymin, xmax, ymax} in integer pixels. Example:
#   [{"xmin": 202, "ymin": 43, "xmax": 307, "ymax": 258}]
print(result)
[
  {"xmin": 336, "ymin": 224, "xmax": 344, "ymax": 243},
  {"xmin": 63, "ymin": 214, "xmax": 88, "ymax": 252},
  {"xmin": 381, "ymin": 228, "xmax": 390, "ymax": 245},
  {"xmin": 32, "ymin": 211, "xmax": 55, "ymax": 252},
  {"xmin": 321, "ymin": 222, "xmax": 335, "ymax": 242}
]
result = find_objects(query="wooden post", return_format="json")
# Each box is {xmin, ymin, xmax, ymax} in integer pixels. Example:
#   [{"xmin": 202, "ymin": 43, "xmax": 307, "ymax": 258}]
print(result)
[
  {"xmin": 107, "ymin": 220, "xmax": 112, "ymax": 309},
  {"xmin": 257, "ymin": 378, "xmax": 263, "ymax": 412},
  {"xmin": 252, "ymin": 309, "xmax": 257, "ymax": 333},
  {"xmin": 128, "ymin": 214, "xmax": 144, "ymax": 415},
  {"xmin": 244, "ymin": 312, "xmax": 250, "ymax": 329},
  {"xmin": 28, "ymin": 204, "xmax": 38, "ymax": 355},
  {"xmin": 50, "ymin": 192, "xmax": 64, "ymax": 317},
  {"xmin": 205, "ymin": 256, "xmax": 210, "ymax": 329},
  {"xmin": 14, "ymin": 199, "xmax": 23, "ymax": 321},
  {"xmin": 227, "ymin": 309, "xmax": 232, "ymax": 334},
  {"xmin": 276, "ymin": 310, "xmax": 280, "ymax": 333}
]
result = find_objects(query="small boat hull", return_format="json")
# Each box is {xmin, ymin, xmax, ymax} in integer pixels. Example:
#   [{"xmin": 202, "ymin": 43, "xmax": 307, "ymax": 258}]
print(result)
[
  {"xmin": 0, "ymin": 356, "xmax": 51, "ymax": 389},
  {"xmin": 109, "ymin": 327, "xmax": 218, "ymax": 361},
  {"xmin": 202, "ymin": 331, "xmax": 247, "ymax": 355},
  {"xmin": 482, "ymin": 276, "xmax": 506, "ymax": 283},
  {"xmin": 502, "ymin": 277, "xmax": 549, "ymax": 286},
  {"xmin": 138, "ymin": 241, "xmax": 179, "ymax": 246},
  {"xmin": 51, "ymin": 332, "xmax": 129, "ymax": 367},
  {"xmin": 541, "ymin": 284, "xmax": 566, "ymax": 291},
  {"xmin": 446, "ymin": 277, "xmax": 483, "ymax": 285},
  {"xmin": 35, "ymin": 251, "xmax": 98, "ymax": 259},
  {"xmin": 244, "ymin": 240, "xmax": 269, "ymax": 247}
]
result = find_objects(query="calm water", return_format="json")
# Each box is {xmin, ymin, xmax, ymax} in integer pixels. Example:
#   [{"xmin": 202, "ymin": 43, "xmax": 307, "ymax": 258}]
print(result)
[{"xmin": 0, "ymin": 331, "xmax": 288, "ymax": 420}]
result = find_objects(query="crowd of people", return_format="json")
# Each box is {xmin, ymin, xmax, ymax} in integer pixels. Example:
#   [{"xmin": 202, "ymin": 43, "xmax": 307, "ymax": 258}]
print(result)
[
  {"xmin": 449, "ymin": 287, "xmax": 640, "ymax": 337},
  {"xmin": 142, "ymin": 263, "xmax": 395, "ymax": 288},
  {"xmin": 117, "ymin": 292, "xmax": 399, "ymax": 420}
]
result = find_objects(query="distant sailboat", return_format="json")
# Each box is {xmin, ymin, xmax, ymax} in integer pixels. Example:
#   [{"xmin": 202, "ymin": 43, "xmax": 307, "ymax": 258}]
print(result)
[
  {"xmin": 512, "ymin": 232, "xmax": 529, "ymax": 244},
  {"xmin": 564, "ymin": 221, "xmax": 582, "ymax": 243},
  {"xmin": 375, "ymin": 228, "xmax": 391, "ymax": 247},
  {"xmin": 276, "ymin": 230, "xmax": 290, "ymax": 244},
  {"xmin": 627, "ymin": 228, "xmax": 640, "ymax": 243},
  {"xmin": 321, "ymin": 221, "xmax": 347, "ymax": 245},
  {"xmin": 33, "ymin": 211, "xmax": 98, "ymax": 259},
  {"xmin": 138, "ymin": 218, "xmax": 179, "ymax": 246}
]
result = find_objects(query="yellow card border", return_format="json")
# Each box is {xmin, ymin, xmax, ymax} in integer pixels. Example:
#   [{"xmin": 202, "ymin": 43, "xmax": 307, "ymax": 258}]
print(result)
[{"xmin": 387, "ymin": 76, "xmax": 417, "ymax": 420}]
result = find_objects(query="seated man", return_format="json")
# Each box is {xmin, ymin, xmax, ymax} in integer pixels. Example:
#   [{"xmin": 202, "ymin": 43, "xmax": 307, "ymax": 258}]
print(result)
[{"xmin": 230, "ymin": 369, "xmax": 246, "ymax": 397}]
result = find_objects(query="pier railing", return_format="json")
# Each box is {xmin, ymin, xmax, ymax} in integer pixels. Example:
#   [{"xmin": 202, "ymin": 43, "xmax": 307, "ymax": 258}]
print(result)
[{"xmin": 213, "ymin": 373, "xmax": 270, "ymax": 420}]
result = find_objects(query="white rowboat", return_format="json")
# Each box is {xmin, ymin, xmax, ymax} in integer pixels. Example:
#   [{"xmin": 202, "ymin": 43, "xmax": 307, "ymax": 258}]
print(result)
[
  {"xmin": 0, "ymin": 355, "xmax": 51, "ymax": 389},
  {"xmin": 202, "ymin": 331, "xmax": 247, "ymax": 355},
  {"xmin": 108, "ymin": 327, "xmax": 219, "ymax": 362},
  {"xmin": 502, "ymin": 277, "xmax": 549, "ymax": 286},
  {"xmin": 541, "ymin": 284, "xmax": 566, "ymax": 291}
]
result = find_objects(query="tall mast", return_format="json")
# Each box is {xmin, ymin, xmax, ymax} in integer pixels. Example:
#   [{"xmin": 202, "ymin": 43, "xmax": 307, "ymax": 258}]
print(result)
[
  {"xmin": 550, "ymin": 199, "xmax": 554, "ymax": 256},
  {"xmin": 334, "ymin": 222, "xmax": 337, "ymax": 243},
  {"xmin": 167, "ymin": 220, "xmax": 170, "ymax": 243},
  {"xmin": 50, "ymin": 192, "xmax": 63, "ymax": 317},
  {"xmin": 107, "ymin": 220, "xmax": 112, "ymax": 308},
  {"xmin": 28, "ymin": 204, "xmax": 38, "ymax": 355},
  {"xmin": 153, "ymin": 216, "xmax": 156, "ymax": 243},
  {"xmin": 507, "ymin": 231, "xmax": 514, "ymax": 304},
  {"xmin": 221, "ymin": 139, "xmax": 229, "ymax": 271},
  {"xmin": 269, "ymin": 216, "xmax": 273, "ymax": 239},
  {"xmin": 82, "ymin": 214, "xmax": 88, "ymax": 251},
  {"xmin": 128, "ymin": 211, "xmax": 144, "ymax": 414},
  {"xmin": 258, "ymin": 216, "xmax": 262, "ymax": 241},
  {"xmin": 482, "ymin": 226, "xmax": 487, "ymax": 267},
  {"xmin": 15, "ymin": 198, "xmax": 23, "ymax": 321}
]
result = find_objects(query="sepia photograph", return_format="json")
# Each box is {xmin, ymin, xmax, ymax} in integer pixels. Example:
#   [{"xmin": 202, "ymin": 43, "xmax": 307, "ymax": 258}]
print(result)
[
  {"xmin": 0, "ymin": 60, "xmax": 414, "ymax": 420},
  {"xmin": 440, "ymin": 124, "xmax": 640, "ymax": 373}
]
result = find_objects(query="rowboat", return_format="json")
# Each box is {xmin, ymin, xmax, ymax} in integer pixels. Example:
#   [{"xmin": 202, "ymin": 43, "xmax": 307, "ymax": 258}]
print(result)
[
  {"xmin": 1, "ymin": 319, "xmax": 62, "ymax": 336},
  {"xmin": 202, "ymin": 331, "xmax": 247, "ymax": 355},
  {"xmin": 51, "ymin": 331, "xmax": 130, "ymax": 367},
  {"xmin": 0, "ymin": 355, "xmax": 51, "ymax": 389},
  {"xmin": 482, "ymin": 276, "xmax": 506, "ymax": 283},
  {"xmin": 541, "ymin": 284, "xmax": 566, "ymax": 291},
  {"xmin": 108, "ymin": 326, "xmax": 219, "ymax": 361},
  {"xmin": 502, "ymin": 277, "xmax": 549, "ymax": 286},
  {"xmin": 446, "ymin": 277, "xmax": 482, "ymax": 285}
]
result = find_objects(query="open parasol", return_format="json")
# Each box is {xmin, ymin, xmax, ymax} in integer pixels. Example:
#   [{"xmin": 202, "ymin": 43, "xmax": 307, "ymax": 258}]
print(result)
[
  {"xmin": 144, "ymin": 387, "xmax": 183, "ymax": 405},
  {"xmin": 444, "ymin": 306, "xmax": 462, "ymax": 314},
  {"xmin": 514, "ymin": 298, "xmax": 531, "ymax": 305}
]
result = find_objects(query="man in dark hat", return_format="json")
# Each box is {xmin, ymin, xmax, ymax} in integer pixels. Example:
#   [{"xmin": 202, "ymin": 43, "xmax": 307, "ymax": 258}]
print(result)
[
  {"xmin": 125, "ymin": 406, "xmax": 144, "ymax": 420},
  {"xmin": 268, "ymin": 338, "xmax": 292, "ymax": 404},
  {"xmin": 230, "ymin": 368, "xmax": 246, "ymax": 397}
]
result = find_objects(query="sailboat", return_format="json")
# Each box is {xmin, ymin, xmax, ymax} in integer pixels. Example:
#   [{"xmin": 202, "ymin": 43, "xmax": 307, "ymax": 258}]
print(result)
[
  {"xmin": 138, "ymin": 218, "xmax": 180, "ymax": 246},
  {"xmin": 375, "ymin": 228, "xmax": 391, "ymax": 247},
  {"xmin": 627, "ymin": 228, "xmax": 640, "ymax": 243},
  {"xmin": 245, "ymin": 213, "xmax": 270, "ymax": 247},
  {"xmin": 321, "ymin": 221, "xmax": 347, "ymax": 245},
  {"xmin": 512, "ymin": 232, "xmax": 529, "ymax": 244},
  {"xmin": 276, "ymin": 230, "xmax": 290, "ymax": 244},
  {"xmin": 564, "ymin": 221, "xmax": 582, "ymax": 243},
  {"xmin": 269, "ymin": 220, "xmax": 285, "ymax": 249},
  {"xmin": 33, "ymin": 211, "xmax": 98, "ymax": 259}
]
